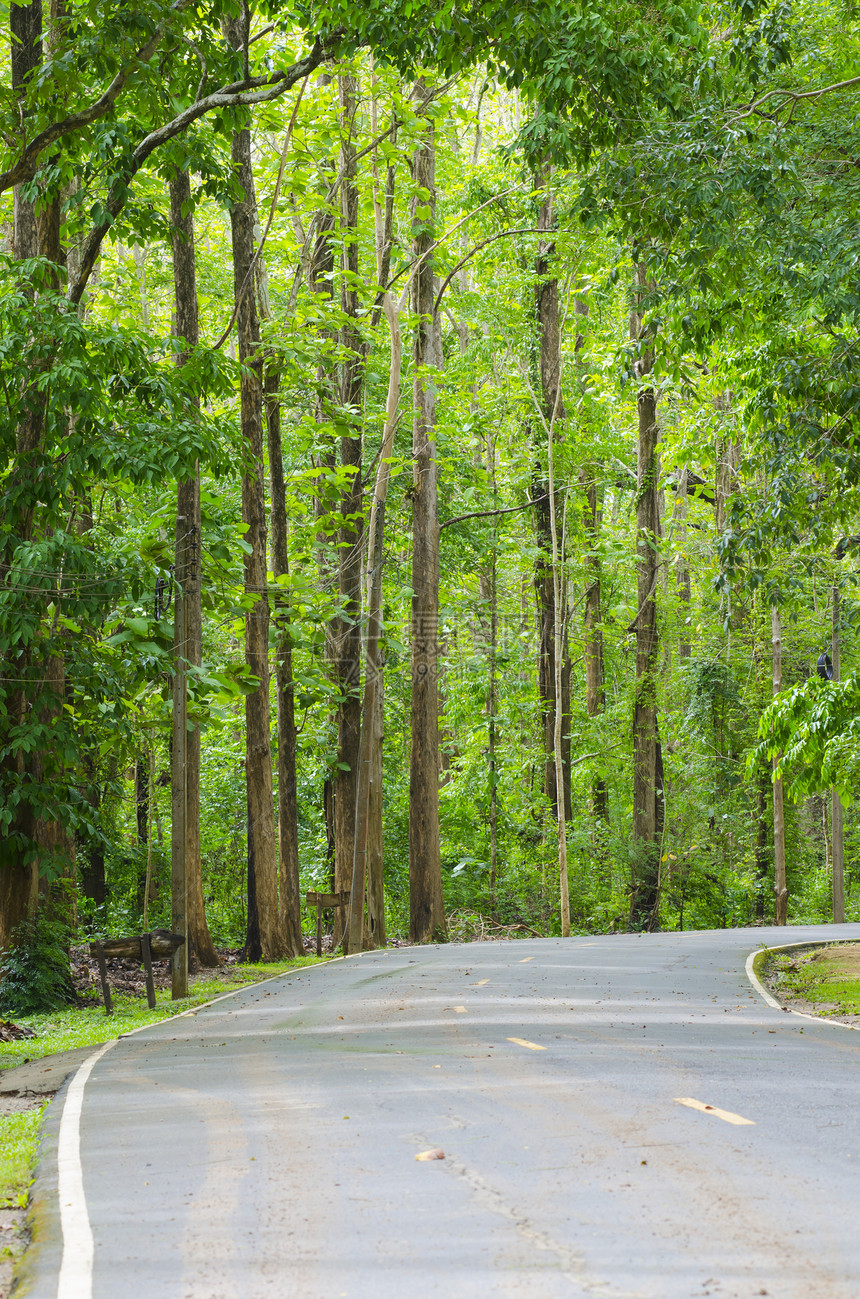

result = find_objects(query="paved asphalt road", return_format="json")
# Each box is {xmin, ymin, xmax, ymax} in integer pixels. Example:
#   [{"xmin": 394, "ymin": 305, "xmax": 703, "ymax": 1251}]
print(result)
[{"xmin": 21, "ymin": 923, "xmax": 860, "ymax": 1298}]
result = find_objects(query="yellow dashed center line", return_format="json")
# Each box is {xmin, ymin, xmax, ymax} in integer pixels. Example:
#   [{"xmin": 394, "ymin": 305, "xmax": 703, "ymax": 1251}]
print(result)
[
  {"xmin": 675, "ymin": 1097, "xmax": 755, "ymax": 1126},
  {"xmin": 507, "ymin": 1037, "xmax": 546, "ymax": 1051}
]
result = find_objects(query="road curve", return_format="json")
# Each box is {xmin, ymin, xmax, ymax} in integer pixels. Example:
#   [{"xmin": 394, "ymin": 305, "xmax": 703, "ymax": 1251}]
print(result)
[{"xmin": 20, "ymin": 923, "xmax": 860, "ymax": 1298}]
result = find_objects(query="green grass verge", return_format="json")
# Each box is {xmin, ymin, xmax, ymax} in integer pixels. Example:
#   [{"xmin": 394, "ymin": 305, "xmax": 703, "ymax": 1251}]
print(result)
[
  {"xmin": 0, "ymin": 955, "xmax": 326, "ymax": 1072},
  {"xmin": 0, "ymin": 955, "xmax": 326, "ymax": 1211},
  {"xmin": 0, "ymin": 1107, "xmax": 48, "ymax": 1209},
  {"xmin": 764, "ymin": 944, "xmax": 860, "ymax": 1016}
]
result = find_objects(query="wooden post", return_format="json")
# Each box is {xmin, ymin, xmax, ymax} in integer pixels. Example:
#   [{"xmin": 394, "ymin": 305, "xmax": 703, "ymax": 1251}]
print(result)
[
  {"xmin": 172, "ymin": 514, "xmax": 189, "ymax": 998},
  {"xmin": 307, "ymin": 891, "xmax": 349, "ymax": 956},
  {"xmin": 95, "ymin": 941, "xmax": 112, "ymax": 1015},
  {"xmin": 832, "ymin": 585, "xmax": 845, "ymax": 924},
  {"xmin": 140, "ymin": 932, "xmax": 157, "ymax": 1010}
]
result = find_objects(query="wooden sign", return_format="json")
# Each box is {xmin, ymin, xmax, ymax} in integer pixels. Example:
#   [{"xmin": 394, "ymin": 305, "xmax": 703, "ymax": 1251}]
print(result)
[{"xmin": 305, "ymin": 891, "xmax": 351, "ymax": 956}]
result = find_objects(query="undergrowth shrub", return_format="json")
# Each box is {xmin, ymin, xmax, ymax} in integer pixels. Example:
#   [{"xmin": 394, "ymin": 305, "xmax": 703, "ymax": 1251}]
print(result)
[{"xmin": 0, "ymin": 917, "xmax": 75, "ymax": 1016}]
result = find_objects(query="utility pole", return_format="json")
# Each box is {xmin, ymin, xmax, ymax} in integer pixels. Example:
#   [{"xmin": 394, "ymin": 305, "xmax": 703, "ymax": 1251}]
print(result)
[
  {"xmin": 832, "ymin": 585, "xmax": 845, "ymax": 924},
  {"xmin": 172, "ymin": 514, "xmax": 190, "ymax": 998}
]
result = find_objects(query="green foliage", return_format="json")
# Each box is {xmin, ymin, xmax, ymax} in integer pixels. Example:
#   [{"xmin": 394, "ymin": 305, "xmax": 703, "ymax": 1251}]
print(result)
[
  {"xmin": 0, "ymin": 918, "xmax": 75, "ymax": 1017},
  {"xmin": 0, "ymin": 1105, "xmax": 47, "ymax": 1210}
]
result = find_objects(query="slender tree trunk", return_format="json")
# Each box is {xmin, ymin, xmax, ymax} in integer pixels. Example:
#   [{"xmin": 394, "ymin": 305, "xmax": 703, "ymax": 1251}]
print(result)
[
  {"xmin": 225, "ymin": 29, "xmax": 284, "ymax": 959},
  {"xmin": 409, "ymin": 85, "xmax": 446, "ymax": 944},
  {"xmin": 333, "ymin": 73, "xmax": 365, "ymax": 949},
  {"xmin": 581, "ymin": 461, "xmax": 607, "ymax": 821},
  {"xmin": 11, "ymin": 1, "xmax": 41, "ymax": 267},
  {"xmin": 262, "ymin": 368, "xmax": 303, "ymax": 957},
  {"xmin": 253, "ymin": 247, "xmax": 303, "ymax": 959},
  {"xmin": 370, "ymin": 63, "xmax": 396, "ymax": 327},
  {"xmin": 348, "ymin": 293, "xmax": 401, "ymax": 952},
  {"xmin": 547, "ymin": 446, "xmax": 570, "ymax": 936},
  {"xmin": 772, "ymin": 605, "xmax": 788, "ymax": 925},
  {"xmin": 488, "ymin": 444, "xmax": 499, "ymax": 903},
  {"xmin": 630, "ymin": 264, "xmax": 663, "ymax": 931},
  {"xmin": 832, "ymin": 585, "xmax": 845, "ymax": 924},
  {"xmin": 532, "ymin": 162, "xmax": 572, "ymax": 824},
  {"xmin": 135, "ymin": 757, "xmax": 148, "ymax": 915},
  {"xmin": 309, "ymin": 107, "xmax": 338, "ymax": 887},
  {"xmin": 714, "ymin": 402, "xmax": 737, "ymax": 535},
  {"xmin": 755, "ymin": 762, "xmax": 771, "ymax": 922},
  {"xmin": 676, "ymin": 466, "xmax": 692, "ymax": 660},
  {"xmin": 169, "ymin": 167, "xmax": 218, "ymax": 968}
]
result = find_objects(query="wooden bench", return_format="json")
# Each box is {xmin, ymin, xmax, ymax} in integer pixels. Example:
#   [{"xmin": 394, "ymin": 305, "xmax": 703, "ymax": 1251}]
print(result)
[{"xmin": 89, "ymin": 930, "xmax": 185, "ymax": 1013}]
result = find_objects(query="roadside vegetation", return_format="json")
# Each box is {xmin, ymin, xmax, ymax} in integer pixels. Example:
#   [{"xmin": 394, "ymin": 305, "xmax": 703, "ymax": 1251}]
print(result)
[{"xmin": 761, "ymin": 944, "xmax": 860, "ymax": 1019}]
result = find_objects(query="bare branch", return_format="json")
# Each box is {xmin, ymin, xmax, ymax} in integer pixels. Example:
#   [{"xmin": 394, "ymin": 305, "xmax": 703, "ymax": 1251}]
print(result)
[
  {"xmin": 440, "ymin": 496, "xmax": 546, "ymax": 530},
  {"xmin": 731, "ymin": 74, "xmax": 860, "ymax": 124},
  {"xmin": 435, "ymin": 227, "xmax": 543, "ymax": 312},
  {"xmin": 0, "ymin": 0, "xmax": 196, "ymax": 193},
  {"xmin": 68, "ymin": 44, "xmax": 328, "ymax": 305}
]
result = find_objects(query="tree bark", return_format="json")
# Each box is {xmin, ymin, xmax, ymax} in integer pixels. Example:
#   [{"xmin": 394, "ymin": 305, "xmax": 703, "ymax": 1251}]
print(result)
[
  {"xmin": 831, "ymin": 585, "xmax": 845, "ymax": 924},
  {"xmin": 581, "ymin": 460, "xmax": 607, "ymax": 821},
  {"xmin": 772, "ymin": 604, "xmax": 788, "ymax": 926},
  {"xmin": 409, "ymin": 85, "xmax": 446, "ymax": 944},
  {"xmin": 224, "ymin": 31, "xmax": 284, "ymax": 959},
  {"xmin": 347, "ymin": 292, "xmax": 401, "ymax": 952},
  {"xmin": 262, "ymin": 362, "xmax": 303, "ymax": 958},
  {"xmin": 629, "ymin": 264, "xmax": 663, "ymax": 931},
  {"xmin": 333, "ymin": 73, "xmax": 365, "ymax": 949},
  {"xmin": 676, "ymin": 466, "xmax": 692, "ymax": 660},
  {"xmin": 532, "ymin": 162, "xmax": 572, "ymax": 824},
  {"xmin": 169, "ymin": 167, "xmax": 218, "ymax": 969}
]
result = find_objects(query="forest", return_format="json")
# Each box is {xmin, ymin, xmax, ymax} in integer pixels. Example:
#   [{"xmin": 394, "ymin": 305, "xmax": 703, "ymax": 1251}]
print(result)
[{"xmin": 1, "ymin": 0, "xmax": 859, "ymax": 995}]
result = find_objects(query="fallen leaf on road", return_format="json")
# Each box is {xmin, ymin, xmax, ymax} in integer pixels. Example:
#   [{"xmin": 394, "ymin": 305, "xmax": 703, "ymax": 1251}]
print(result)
[
  {"xmin": 415, "ymin": 1149, "xmax": 445, "ymax": 1161},
  {"xmin": 474, "ymin": 979, "xmax": 490, "ymax": 986}
]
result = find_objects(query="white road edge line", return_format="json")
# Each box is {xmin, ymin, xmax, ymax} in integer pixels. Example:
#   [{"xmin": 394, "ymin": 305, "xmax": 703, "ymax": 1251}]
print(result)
[
  {"xmin": 53, "ymin": 957, "xmax": 349, "ymax": 1297},
  {"xmin": 745, "ymin": 942, "xmax": 860, "ymax": 1031},
  {"xmin": 56, "ymin": 1039, "xmax": 116, "ymax": 1299},
  {"xmin": 53, "ymin": 954, "xmax": 362, "ymax": 1298}
]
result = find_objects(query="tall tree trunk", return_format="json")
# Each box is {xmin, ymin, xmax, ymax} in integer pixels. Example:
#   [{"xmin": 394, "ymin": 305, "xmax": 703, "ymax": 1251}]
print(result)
[
  {"xmin": 714, "ymin": 400, "xmax": 737, "ymax": 535},
  {"xmin": 581, "ymin": 461, "xmax": 607, "ymax": 822},
  {"xmin": 256, "ymin": 245, "xmax": 302, "ymax": 956},
  {"xmin": 532, "ymin": 162, "xmax": 572, "ymax": 824},
  {"xmin": 676, "ymin": 466, "xmax": 692, "ymax": 660},
  {"xmin": 831, "ymin": 584, "xmax": 845, "ymax": 924},
  {"xmin": 11, "ymin": 1, "xmax": 41, "ymax": 267},
  {"xmin": 629, "ymin": 263, "xmax": 663, "ymax": 931},
  {"xmin": 262, "ymin": 359, "xmax": 303, "ymax": 958},
  {"xmin": 409, "ymin": 84, "xmax": 446, "ymax": 944},
  {"xmin": 135, "ymin": 757, "xmax": 148, "ymax": 915},
  {"xmin": 370, "ymin": 63, "xmax": 396, "ymax": 327},
  {"xmin": 771, "ymin": 604, "xmax": 788, "ymax": 926},
  {"xmin": 347, "ymin": 293, "xmax": 401, "ymax": 952},
  {"xmin": 169, "ymin": 167, "xmax": 218, "ymax": 968},
  {"xmin": 333, "ymin": 73, "xmax": 365, "ymax": 949},
  {"xmin": 310, "ymin": 75, "xmax": 339, "ymax": 898},
  {"xmin": 487, "ymin": 433, "xmax": 499, "ymax": 903},
  {"xmin": 755, "ymin": 762, "xmax": 771, "ymax": 922},
  {"xmin": 226, "ymin": 22, "xmax": 284, "ymax": 959},
  {"xmin": 0, "ymin": 0, "xmax": 77, "ymax": 946}
]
